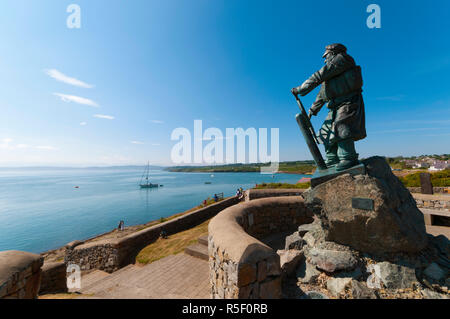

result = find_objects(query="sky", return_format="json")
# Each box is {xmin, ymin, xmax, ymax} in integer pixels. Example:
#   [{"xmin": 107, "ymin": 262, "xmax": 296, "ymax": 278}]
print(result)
[{"xmin": 0, "ymin": 0, "xmax": 449, "ymax": 167}]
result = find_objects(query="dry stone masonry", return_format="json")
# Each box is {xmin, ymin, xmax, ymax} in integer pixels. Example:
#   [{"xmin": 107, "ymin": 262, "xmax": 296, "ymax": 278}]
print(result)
[
  {"xmin": 39, "ymin": 261, "xmax": 67, "ymax": 294},
  {"xmin": 414, "ymin": 194, "xmax": 450, "ymax": 211},
  {"xmin": 208, "ymin": 197, "xmax": 313, "ymax": 298},
  {"xmin": 0, "ymin": 251, "xmax": 43, "ymax": 299}
]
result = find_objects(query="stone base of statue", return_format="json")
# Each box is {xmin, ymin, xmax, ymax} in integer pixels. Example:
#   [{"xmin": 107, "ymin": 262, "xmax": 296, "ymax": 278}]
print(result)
[
  {"xmin": 304, "ymin": 156, "xmax": 428, "ymax": 254},
  {"xmin": 310, "ymin": 163, "xmax": 366, "ymax": 188},
  {"xmin": 281, "ymin": 156, "xmax": 449, "ymax": 299}
]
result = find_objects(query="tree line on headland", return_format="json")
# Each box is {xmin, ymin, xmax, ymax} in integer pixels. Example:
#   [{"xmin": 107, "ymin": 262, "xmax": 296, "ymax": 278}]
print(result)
[
  {"xmin": 166, "ymin": 161, "xmax": 316, "ymax": 174},
  {"xmin": 166, "ymin": 156, "xmax": 450, "ymax": 187}
]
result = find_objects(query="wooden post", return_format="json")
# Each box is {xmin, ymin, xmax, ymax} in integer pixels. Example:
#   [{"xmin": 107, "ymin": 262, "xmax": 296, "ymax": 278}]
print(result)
[{"xmin": 420, "ymin": 173, "xmax": 433, "ymax": 195}]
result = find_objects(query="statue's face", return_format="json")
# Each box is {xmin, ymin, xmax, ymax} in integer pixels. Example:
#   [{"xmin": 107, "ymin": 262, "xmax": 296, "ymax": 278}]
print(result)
[{"xmin": 324, "ymin": 52, "xmax": 335, "ymax": 64}]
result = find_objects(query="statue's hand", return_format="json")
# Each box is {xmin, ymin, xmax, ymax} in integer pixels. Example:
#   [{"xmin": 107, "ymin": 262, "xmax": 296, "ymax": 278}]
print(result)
[
  {"xmin": 308, "ymin": 109, "xmax": 315, "ymax": 120},
  {"xmin": 291, "ymin": 87, "xmax": 299, "ymax": 96}
]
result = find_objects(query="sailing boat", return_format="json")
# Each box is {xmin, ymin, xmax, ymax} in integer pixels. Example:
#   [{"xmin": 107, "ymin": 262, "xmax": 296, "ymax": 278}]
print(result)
[{"xmin": 140, "ymin": 162, "xmax": 159, "ymax": 188}]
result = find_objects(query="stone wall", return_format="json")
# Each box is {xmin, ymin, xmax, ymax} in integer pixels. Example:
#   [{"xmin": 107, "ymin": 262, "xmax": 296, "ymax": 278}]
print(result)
[
  {"xmin": 65, "ymin": 240, "xmax": 120, "ymax": 273},
  {"xmin": 407, "ymin": 187, "xmax": 448, "ymax": 194},
  {"xmin": 65, "ymin": 196, "xmax": 240, "ymax": 273},
  {"xmin": 413, "ymin": 193, "xmax": 450, "ymax": 212},
  {"xmin": 39, "ymin": 262, "xmax": 67, "ymax": 295},
  {"xmin": 0, "ymin": 251, "xmax": 43, "ymax": 299},
  {"xmin": 208, "ymin": 196, "xmax": 313, "ymax": 299},
  {"xmin": 245, "ymin": 188, "xmax": 305, "ymax": 201}
]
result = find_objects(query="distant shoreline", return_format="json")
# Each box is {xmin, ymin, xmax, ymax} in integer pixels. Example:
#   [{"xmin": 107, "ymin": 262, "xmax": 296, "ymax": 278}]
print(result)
[
  {"xmin": 278, "ymin": 171, "xmax": 314, "ymax": 175},
  {"xmin": 166, "ymin": 169, "xmax": 314, "ymax": 175},
  {"xmin": 166, "ymin": 161, "xmax": 316, "ymax": 175}
]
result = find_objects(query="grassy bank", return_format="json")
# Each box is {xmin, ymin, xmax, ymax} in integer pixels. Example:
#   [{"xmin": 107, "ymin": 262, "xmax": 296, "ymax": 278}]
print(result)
[
  {"xmin": 136, "ymin": 219, "xmax": 210, "ymax": 264},
  {"xmin": 253, "ymin": 169, "xmax": 450, "ymax": 189},
  {"xmin": 254, "ymin": 182, "xmax": 311, "ymax": 189},
  {"xmin": 398, "ymin": 169, "xmax": 450, "ymax": 187}
]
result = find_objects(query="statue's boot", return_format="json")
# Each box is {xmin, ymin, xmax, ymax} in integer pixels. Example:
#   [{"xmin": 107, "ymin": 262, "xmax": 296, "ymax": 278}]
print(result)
[
  {"xmin": 324, "ymin": 143, "xmax": 339, "ymax": 168},
  {"xmin": 336, "ymin": 139, "xmax": 359, "ymax": 171}
]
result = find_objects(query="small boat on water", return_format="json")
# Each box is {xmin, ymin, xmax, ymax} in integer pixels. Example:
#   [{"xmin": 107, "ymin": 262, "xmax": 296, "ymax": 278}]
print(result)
[
  {"xmin": 140, "ymin": 162, "xmax": 159, "ymax": 188},
  {"xmin": 205, "ymin": 182, "xmax": 212, "ymax": 184}
]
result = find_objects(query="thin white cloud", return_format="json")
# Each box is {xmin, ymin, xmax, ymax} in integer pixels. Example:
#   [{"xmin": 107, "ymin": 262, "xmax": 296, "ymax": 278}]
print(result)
[
  {"xmin": 370, "ymin": 127, "xmax": 441, "ymax": 134},
  {"xmin": 0, "ymin": 139, "xmax": 57, "ymax": 151},
  {"xmin": 152, "ymin": 143, "xmax": 161, "ymax": 146},
  {"xmin": 0, "ymin": 138, "xmax": 13, "ymax": 149},
  {"xmin": 151, "ymin": 120, "xmax": 164, "ymax": 124},
  {"xmin": 131, "ymin": 141, "xmax": 144, "ymax": 145},
  {"xmin": 424, "ymin": 132, "xmax": 450, "ymax": 137},
  {"xmin": 80, "ymin": 122, "xmax": 87, "ymax": 126},
  {"xmin": 375, "ymin": 95, "xmax": 405, "ymax": 101},
  {"xmin": 54, "ymin": 93, "xmax": 99, "ymax": 107},
  {"xmin": 35, "ymin": 146, "xmax": 58, "ymax": 150},
  {"xmin": 93, "ymin": 114, "xmax": 115, "ymax": 120},
  {"xmin": 45, "ymin": 69, "xmax": 94, "ymax": 88}
]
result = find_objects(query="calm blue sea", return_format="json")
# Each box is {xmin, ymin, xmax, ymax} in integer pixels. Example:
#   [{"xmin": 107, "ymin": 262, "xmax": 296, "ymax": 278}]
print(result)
[{"xmin": 0, "ymin": 168, "xmax": 307, "ymax": 253}]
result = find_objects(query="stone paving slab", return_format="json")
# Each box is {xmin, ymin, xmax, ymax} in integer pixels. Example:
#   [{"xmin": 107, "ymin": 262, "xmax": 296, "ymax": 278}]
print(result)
[
  {"xmin": 70, "ymin": 269, "xmax": 110, "ymax": 293},
  {"xmin": 80, "ymin": 253, "xmax": 210, "ymax": 299},
  {"xmin": 184, "ymin": 243, "xmax": 209, "ymax": 261},
  {"xmin": 426, "ymin": 225, "xmax": 450, "ymax": 239}
]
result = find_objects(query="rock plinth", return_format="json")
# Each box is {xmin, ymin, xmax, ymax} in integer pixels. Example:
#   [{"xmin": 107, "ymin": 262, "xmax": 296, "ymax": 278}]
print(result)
[
  {"xmin": 303, "ymin": 156, "xmax": 428, "ymax": 255},
  {"xmin": 282, "ymin": 157, "xmax": 449, "ymax": 299}
]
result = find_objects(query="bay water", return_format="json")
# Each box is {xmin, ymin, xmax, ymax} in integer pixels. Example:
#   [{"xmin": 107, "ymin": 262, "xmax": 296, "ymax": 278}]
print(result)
[{"xmin": 0, "ymin": 167, "xmax": 307, "ymax": 253}]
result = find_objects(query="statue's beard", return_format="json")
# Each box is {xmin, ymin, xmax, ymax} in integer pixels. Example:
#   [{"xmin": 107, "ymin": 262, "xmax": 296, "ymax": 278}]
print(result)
[{"xmin": 324, "ymin": 53, "xmax": 334, "ymax": 64}]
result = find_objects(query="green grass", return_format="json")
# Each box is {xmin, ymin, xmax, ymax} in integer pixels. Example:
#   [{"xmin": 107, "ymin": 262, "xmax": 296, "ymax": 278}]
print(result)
[
  {"xmin": 134, "ymin": 198, "xmax": 224, "ymax": 264},
  {"xmin": 278, "ymin": 162, "xmax": 316, "ymax": 174},
  {"xmin": 254, "ymin": 182, "xmax": 311, "ymax": 189},
  {"xmin": 398, "ymin": 169, "xmax": 450, "ymax": 187},
  {"xmin": 135, "ymin": 219, "xmax": 210, "ymax": 265},
  {"xmin": 252, "ymin": 169, "xmax": 450, "ymax": 189}
]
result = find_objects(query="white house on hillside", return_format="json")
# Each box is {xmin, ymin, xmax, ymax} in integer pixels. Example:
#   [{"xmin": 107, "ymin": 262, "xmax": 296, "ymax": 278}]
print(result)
[{"xmin": 429, "ymin": 160, "xmax": 450, "ymax": 171}]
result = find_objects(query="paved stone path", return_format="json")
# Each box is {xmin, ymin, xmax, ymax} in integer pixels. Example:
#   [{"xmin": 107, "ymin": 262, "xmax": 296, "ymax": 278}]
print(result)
[
  {"xmin": 78, "ymin": 253, "xmax": 210, "ymax": 299},
  {"xmin": 70, "ymin": 223, "xmax": 448, "ymax": 300}
]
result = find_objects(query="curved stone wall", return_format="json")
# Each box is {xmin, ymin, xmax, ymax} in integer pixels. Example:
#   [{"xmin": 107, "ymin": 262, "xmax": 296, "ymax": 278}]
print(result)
[
  {"xmin": 0, "ymin": 251, "xmax": 43, "ymax": 299},
  {"xmin": 39, "ymin": 262, "xmax": 67, "ymax": 295},
  {"xmin": 208, "ymin": 196, "xmax": 313, "ymax": 299},
  {"xmin": 407, "ymin": 187, "xmax": 448, "ymax": 194}
]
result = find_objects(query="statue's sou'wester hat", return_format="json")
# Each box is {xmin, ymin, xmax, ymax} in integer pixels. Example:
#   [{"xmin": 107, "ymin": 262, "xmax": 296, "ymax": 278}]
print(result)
[{"xmin": 322, "ymin": 43, "xmax": 347, "ymax": 58}]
